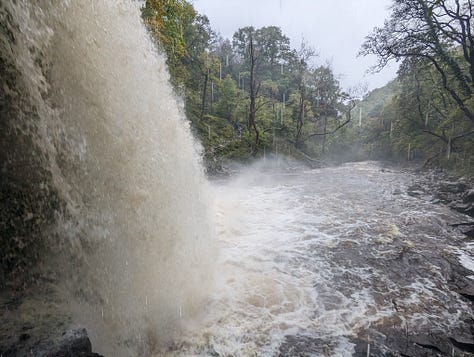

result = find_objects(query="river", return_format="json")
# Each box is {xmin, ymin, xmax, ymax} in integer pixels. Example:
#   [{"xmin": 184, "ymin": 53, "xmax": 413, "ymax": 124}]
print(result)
[{"xmin": 169, "ymin": 161, "xmax": 474, "ymax": 356}]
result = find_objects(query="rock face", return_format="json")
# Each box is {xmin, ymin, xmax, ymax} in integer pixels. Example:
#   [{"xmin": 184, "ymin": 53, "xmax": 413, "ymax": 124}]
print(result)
[{"xmin": 0, "ymin": 3, "xmax": 65, "ymax": 290}]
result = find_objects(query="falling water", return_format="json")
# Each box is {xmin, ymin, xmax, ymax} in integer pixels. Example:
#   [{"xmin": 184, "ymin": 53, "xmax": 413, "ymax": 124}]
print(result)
[{"xmin": 0, "ymin": 0, "xmax": 215, "ymax": 355}]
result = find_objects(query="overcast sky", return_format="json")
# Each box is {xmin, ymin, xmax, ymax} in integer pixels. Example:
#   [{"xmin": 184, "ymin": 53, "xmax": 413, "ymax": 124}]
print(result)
[{"xmin": 193, "ymin": 0, "xmax": 398, "ymax": 92}]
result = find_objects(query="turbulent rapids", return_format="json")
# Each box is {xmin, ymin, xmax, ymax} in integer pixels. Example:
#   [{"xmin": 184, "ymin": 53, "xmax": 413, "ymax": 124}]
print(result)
[
  {"xmin": 171, "ymin": 162, "xmax": 474, "ymax": 356},
  {"xmin": 2, "ymin": 1, "xmax": 474, "ymax": 356}
]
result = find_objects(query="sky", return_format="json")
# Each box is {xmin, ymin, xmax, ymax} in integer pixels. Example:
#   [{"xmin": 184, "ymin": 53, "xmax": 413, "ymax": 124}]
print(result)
[{"xmin": 193, "ymin": 0, "xmax": 398, "ymax": 92}]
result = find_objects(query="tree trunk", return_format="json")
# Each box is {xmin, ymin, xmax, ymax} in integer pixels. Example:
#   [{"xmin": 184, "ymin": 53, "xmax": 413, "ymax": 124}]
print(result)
[
  {"xmin": 248, "ymin": 34, "xmax": 260, "ymax": 156},
  {"xmin": 295, "ymin": 93, "xmax": 304, "ymax": 148},
  {"xmin": 322, "ymin": 117, "xmax": 328, "ymax": 154},
  {"xmin": 199, "ymin": 71, "xmax": 209, "ymax": 121}
]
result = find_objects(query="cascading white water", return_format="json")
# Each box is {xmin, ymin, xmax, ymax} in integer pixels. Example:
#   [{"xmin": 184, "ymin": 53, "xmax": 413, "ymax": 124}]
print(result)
[
  {"xmin": 1, "ymin": 0, "xmax": 216, "ymax": 355},
  {"xmin": 170, "ymin": 162, "xmax": 474, "ymax": 356}
]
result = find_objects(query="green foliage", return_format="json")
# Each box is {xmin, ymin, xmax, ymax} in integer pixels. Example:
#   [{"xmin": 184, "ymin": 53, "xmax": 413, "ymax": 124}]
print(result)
[
  {"xmin": 140, "ymin": 0, "xmax": 473, "ymax": 175},
  {"xmin": 359, "ymin": 0, "xmax": 474, "ymax": 174},
  {"xmin": 215, "ymin": 75, "xmax": 239, "ymax": 120},
  {"xmin": 340, "ymin": 62, "xmax": 474, "ymax": 175},
  {"xmin": 141, "ymin": 1, "xmax": 361, "ymax": 168},
  {"xmin": 142, "ymin": 0, "xmax": 197, "ymax": 85}
]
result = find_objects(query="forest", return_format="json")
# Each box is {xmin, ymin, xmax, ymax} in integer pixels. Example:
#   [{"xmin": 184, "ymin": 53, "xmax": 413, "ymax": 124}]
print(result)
[{"xmin": 142, "ymin": 0, "xmax": 474, "ymax": 175}]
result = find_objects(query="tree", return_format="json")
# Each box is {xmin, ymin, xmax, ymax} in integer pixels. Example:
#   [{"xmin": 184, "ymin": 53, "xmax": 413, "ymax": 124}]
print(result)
[
  {"xmin": 361, "ymin": 0, "xmax": 474, "ymax": 123},
  {"xmin": 215, "ymin": 75, "xmax": 239, "ymax": 121},
  {"xmin": 361, "ymin": 0, "xmax": 474, "ymax": 169},
  {"xmin": 142, "ymin": 0, "xmax": 197, "ymax": 85},
  {"xmin": 197, "ymin": 52, "xmax": 220, "ymax": 121},
  {"xmin": 311, "ymin": 65, "xmax": 344, "ymax": 153},
  {"xmin": 213, "ymin": 37, "xmax": 235, "ymax": 79},
  {"xmin": 396, "ymin": 57, "xmax": 474, "ymax": 161},
  {"xmin": 233, "ymin": 27, "xmax": 261, "ymax": 155},
  {"xmin": 288, "ymin": 63, "xmax": 354, "ymax": 154},
  {"xmin": 143, "ymin": 1, "xmax": 218, "ymax": 125},
  {"xmin": 255, "ymin": 26, "xmax": 291, "ymax": 79},
  {"xmin": 232, "ymin": 26, "xmax": 291, "ymax": 155},
  {"xmin": 287, "ymin": 42, "xmax": 317, "ymax": 148}
]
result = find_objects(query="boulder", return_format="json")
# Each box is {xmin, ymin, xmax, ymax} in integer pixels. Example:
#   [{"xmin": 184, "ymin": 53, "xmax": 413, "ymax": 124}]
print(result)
[
  {"xmin": 31, "ymin": 328, "xmax": 103, "ymax": 357},
  {"xmin": 1, "ymin": 326, "xmax": 103, "ymax": 357}
]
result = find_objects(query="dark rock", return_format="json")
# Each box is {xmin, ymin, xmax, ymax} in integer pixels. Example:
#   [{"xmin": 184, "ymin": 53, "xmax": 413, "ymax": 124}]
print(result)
[
  {"xmin": 393, "ymin": 188, "xmax": 402, "ymax": 195},
  {"xmin": 449, "ymin": 337, "xmax": 474, "ymax": 353},
  {"xmin": 31, "ymin": 328, "xmax": 104, "ymax": 357},
  {"xmin": 18, "ymin": 333, "xmax": 30, "ymax": 342},
  {"xmin": 450, "ymin": 201, "xmax": 474, "ymax": 216},
  {"xmin": 460, "ymin": 292, "xmax": 474, "ymax": 302},
  {"xmin": 447, "ymin": 264, "xmax": 474, "ymax": 296},
  {"xmin": 449, "ymin": 222, "xmax": 474, "ymax": 235},
  {"xmin": 351, "ymin": 330, "xmax": 450, "ymax": 357},
  {"xmin": 438, "ymin": 180, "xmax": 468, "ymax": 194},
  {"xmin": 412, "ymin": 340, "xmax": 442, "ymax": 353},
  {"xmin": 407, "ymin": 184, "xmax": 426, "ymax": 197},
  {"xmin": 466, "ymin": 204, "xmax": 474, "ymax": 216},
  {"xmin": 1, "ymin": 286, "xmax": 103, "ymax": 357},
  {"xmin": 407, "ymin": 189, "xmax": 424, "ymax": 197},
  {"xmin": 1, "ymin": 326, "xmax": 103, "ymax": 357},
  {"xmin": 464, "ymin": 189, "xmax": 474, "ymax": 204},
  {"xmin": 463, "ymin": 227, "xmax": 474, "ymax": 238}
]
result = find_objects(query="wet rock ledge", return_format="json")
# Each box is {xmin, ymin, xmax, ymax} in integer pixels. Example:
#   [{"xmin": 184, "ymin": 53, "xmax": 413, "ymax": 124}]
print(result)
[
  {"xmin": 408, "ymin": 170, "xmax": 474, "ymax": 236},
  {"xmin": 0, "ymin": 287, "xmax": 103, "ymax": 357},
  {"xmin": 4, "ymin": 328, "xmax": 103, "ymax": 357}
]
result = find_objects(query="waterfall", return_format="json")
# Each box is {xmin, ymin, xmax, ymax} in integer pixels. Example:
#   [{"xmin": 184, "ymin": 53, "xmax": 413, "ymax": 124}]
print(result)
[{"xmin": 0, "ymin": 0, "xmax": 215, "ymax": 355}]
